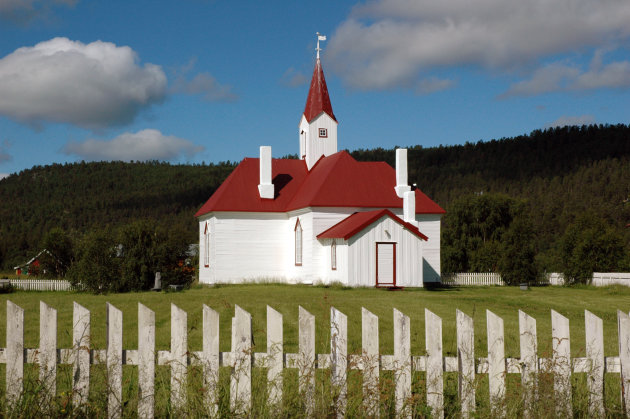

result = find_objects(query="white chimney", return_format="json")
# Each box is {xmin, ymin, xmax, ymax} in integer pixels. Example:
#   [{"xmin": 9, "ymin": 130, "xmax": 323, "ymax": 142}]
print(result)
[
  {"xmin": 258, "ymin": 146, "xmax": 274, "ymax": 199},
  {"xmin": 395, "ymin": 148, "xmax": 411, "ymax": 198},
  {"xmin": 403, "ymin": 191, "xmax": 417, "ymax": 225}
]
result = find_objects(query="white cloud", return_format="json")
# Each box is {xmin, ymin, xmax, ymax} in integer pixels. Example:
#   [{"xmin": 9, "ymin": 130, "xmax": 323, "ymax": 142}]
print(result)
[
  {"xmin": 0, "ymin": 151, "xmax": 10, "ymax": 163},
  {"xmin": 63, "ymin": 129, "xmax": 203, "ymax": 161},
  {"xmin": 0, "ymin": 140, "xmax": 11, "ymax": 163},
  {"xmin": 546, "ymin": 115, "xmax": 596, "ymax": 128},
  {"xmin": 501, "ymin": 63, "xmax": 580, "ymax": 97},
  {"xmin": 171, "ymin": 72, "xmax": 237, "ymax": 102},
  {"xmin": 281, "ymin": 67, "xmax": 308, "ymax": 87},
  {"xmin": 0, "ymin": 0, "xmax": 77, "ymax": 23},
  {"xmin": 502, "ymin": 53, "xmax": 630, "ymax": 97},
  {"xmin": 415, "ymin": 77, "xmax": 455, "ymax": 95},
  {"xmin": 0, "ymin": 173, "xmax": 9, "ymax": 180},
  {"xmin": 326, "ymin": 0, "xmax": 630, "ymax": 91},
  {"xmin": 0, "ymin": 37, "xmax": 167, "ymax": 129}
]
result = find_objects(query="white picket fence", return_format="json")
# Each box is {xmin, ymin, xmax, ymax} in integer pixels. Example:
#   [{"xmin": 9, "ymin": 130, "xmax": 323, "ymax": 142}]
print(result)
[
  {"xmin": 442, "ymin": 272, "xmax": 630, "ymax": 287},
  {"xmin": 592, "ymin": 272, "xmax": 630, "ymax": 286},
  {"xmin": 7, "ymin": 279, "xmax": 73, "ymax": 291},
  {"xmin": 441, "ymin": 272, "xmax": 504, "ymax": 286},
  {"xmin": 546, "ymin": 272, "xmax": 565, "ymax": 285},
  {"xmin": 3, "ymin": 301, "xmax": 630, "ymax": 418}
]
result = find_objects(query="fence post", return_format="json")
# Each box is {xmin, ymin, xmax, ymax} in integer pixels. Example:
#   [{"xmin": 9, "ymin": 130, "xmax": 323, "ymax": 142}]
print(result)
[
  {"xmin": 107, "ymin": 302, "xmax": 123, "ymax": 419},
  {"xmin": 585, "ymin": 310, "xmax": 604, "ymax": 418},
  {"xmin": 331, "ymin": 307, "xmax": 347, "ymax": 418},
  {"xmin": 618, "ymin": 310, "xmax": 630, "ymax": 416},
  {"xmin": 426, "ymin": 309, "xmax": 443, "ymax": 419},
  {"xmin": 362, "ymin": 308, "xmax": 379, "ymax": 417},
  {"xmin": 487, "ymin": 310, "xmax": 505, "ymax": 416},
  {"xmin": 519, "ymin": 310, "xmax": 537, "ymax": 419},
  {"xmin": 394, "ymin": 308, "xmax": 411, "ymax": 418},
  {"xmin": 456, "ymin": 309, "xmax": 475, "ymax": 418},
  {"xmin": 171, "ymin": 304, "xmax": 188, "ymax": 412},
  {"xmin": 551, "ymin": 310, "xmax": 572, "ymax": 417},
  {"xmin": 39, "ymin": 301, "xmax": 57, "ymax": 407},
  {"xmin": 73, "ymin": 302, "xmax": 90, "ymax": 409},
  {"xmin": 202, "ymin": 305, "xmax": 220, "ymax": 416},
  {"xmin": 138, "ymin": 303, "xmax": 155, "ymax": 419},
  {"xmin": 6, "ymin": 301, "xmax": 24, "ymax": 409},
  {"xmin": 231, "ymin": 305, "xmax": 252, "ymax": 414},
  {"xmin": 299, "ymin": 306, "xmax": 315, "ymax": 415},
  {"xmin": 267, "ymin": 306, "xmax": 283, "ymax": 407}
]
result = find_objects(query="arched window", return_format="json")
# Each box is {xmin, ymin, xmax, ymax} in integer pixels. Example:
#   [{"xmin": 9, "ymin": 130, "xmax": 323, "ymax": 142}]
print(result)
[
  {"xmin": 204, "ymin": 222, "xmax": 210, "ymax": 267},
  {"xmin": 331, "ymin": 239, "xmax": 337, "ymax": 270},
  {"xmin": 295, "ymin": 218, "xmax": 303, "ymax": 266}
]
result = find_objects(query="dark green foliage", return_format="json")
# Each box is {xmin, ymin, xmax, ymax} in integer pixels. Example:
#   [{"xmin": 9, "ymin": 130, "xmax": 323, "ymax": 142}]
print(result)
[
  {"xmin": 38, "ymin": 227, "xmax": 74, "ymax": 277},
  {"xmin": 559, "ymin": 213, "xmax": 627, "ymax": 284},
  {"xmin": 117, "ymin": 220, "xmax": 158, "ymax": 291},
  {"xmin": 65, "ymin": 220, "xmax": 193, "ymax": 293},
  {"xmin": 498, "ymin": 215, "xmax": 539, "ymax": 285},
  {"xmin": 442, "ymin": 193, "xmax": 541, "ymax": 283},
  {"xmin": 442, "ymin": 193, "xmax": 525, "ymax": 273},
  {"xmin": 117, "ymin": 219, "xmax": 193, "ymax": 291},
  {"xmin": 0, "ymin": 160, "xmax": 235, "ymax": 270},
  {"xmin": 67, "ymin": 229, "xmax": 119, "ymax": 293}
]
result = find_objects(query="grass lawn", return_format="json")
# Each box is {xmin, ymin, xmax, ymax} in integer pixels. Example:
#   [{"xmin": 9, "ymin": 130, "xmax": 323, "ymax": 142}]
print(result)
[{"xmin": 1, "ymin": 283, "xmax": 629, "ymax": 358}]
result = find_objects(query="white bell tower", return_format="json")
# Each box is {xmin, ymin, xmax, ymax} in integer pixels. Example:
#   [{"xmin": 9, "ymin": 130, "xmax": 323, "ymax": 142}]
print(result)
[{"xmin": 299, "ymin": 33, "xmax": 338, "ymax": 170}]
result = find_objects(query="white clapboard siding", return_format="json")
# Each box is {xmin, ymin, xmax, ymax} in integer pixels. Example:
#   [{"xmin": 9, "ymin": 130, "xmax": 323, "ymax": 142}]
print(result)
[
  {"xmin": 347, "ymin": 216, "xmax": 423, "ymax": 287},
  {"xmin": 2, "ymin": 301, "xmax": 630, "ymax": 417},
  {"xmin": 302, "ymin": 113, "xmax": 337, "ymax": 170},
  {"xmin": 199, "ymin": 212, "xmax": 288, "ymax": 284},
  {"xmin": 416, "ymin": 214, "xmax": 442, "ymax": 283}
]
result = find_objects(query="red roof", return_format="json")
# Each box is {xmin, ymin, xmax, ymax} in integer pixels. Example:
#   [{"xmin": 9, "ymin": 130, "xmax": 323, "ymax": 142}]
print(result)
[
  {"xmin": 317, "ymin": 209, "xmax": 428, "ymax": 240},
  {"xmin": 303, "ymin": 58, "xmax": 336, "ymax": 123},
  {"xmin": 195, "ymin": 151, "xmax": 445, "ymax": 217}
]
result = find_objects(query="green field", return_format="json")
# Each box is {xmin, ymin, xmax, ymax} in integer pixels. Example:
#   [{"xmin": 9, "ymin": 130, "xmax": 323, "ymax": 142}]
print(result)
[
  {"xmin": 1, "ymin": 283, "xmax": 629, "ymax": 358},
  {"xmin": 1, "ymin": 283, "xmax": 630, "ymax": 417}
]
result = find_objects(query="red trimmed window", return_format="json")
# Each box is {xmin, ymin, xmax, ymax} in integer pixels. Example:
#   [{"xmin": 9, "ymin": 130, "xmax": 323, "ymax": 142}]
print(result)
[
  {"xmin": 319, "ymin": 128, "xmax": 327, "ymax": 138},
  {"xmin": 295, "ymin": 218, "xmax": 303, "ymax": 266},
  {"xmin": 204, "ymin": 222, "xmax": 210, "ymax": 267},
  {"xmin": 331, "ymin": 239, "xmax": 337, "ymax": 270}
]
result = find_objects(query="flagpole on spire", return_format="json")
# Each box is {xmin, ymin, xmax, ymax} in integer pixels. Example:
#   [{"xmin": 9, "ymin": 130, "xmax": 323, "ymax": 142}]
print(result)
[{"xmin": 316, "ymin": 32, "xmax": 326, "ymax": 59}]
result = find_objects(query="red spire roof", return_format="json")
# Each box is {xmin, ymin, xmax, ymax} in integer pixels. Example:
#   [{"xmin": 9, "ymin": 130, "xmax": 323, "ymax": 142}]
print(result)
[{"xmin": 303, "ymin": 58, "xmax": 336, "ymax": 123}]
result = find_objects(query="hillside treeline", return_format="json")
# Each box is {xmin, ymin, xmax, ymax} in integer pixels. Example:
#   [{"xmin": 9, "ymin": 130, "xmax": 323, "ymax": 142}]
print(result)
[
  {"xmin": 0, "ymin": 161, "xmax": 235, "ymax": 270},
  {"xmin": 0, "ymin": 124, "xmax": 629, "ymax": 282}
]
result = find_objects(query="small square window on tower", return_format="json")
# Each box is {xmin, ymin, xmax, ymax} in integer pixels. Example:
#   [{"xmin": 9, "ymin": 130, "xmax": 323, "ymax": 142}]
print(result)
[{"xmin": 319, "ymin": 128, "xmax": 328, "ymax": 138}]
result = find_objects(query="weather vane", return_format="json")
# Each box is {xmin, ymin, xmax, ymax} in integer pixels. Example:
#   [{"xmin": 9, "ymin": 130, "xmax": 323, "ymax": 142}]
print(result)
[{"xmin": 316, "ymin": 32, "xmax": 327, "ymax": 59}]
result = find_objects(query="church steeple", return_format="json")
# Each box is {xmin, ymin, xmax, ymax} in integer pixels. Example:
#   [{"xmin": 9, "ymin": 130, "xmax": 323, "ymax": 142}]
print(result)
[
  {"xmin": 303, "ymin": 57, "xmax": 336, "ymax": 123},
  {"xmin": 299, "ymin": 33, "xmax": 338, "ymax": 171}
]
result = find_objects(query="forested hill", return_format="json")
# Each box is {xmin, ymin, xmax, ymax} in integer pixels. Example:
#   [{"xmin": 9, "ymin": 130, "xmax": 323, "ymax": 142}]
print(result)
[
  {"xmin": 0, "ymin": 161, "xmax": 236, "ymax": 268},
  {"xmin": 352, "ymin": 124, "xmax": 630, "ymax": 269},
  {"xmin": 1, "ymin": 124, "xmax": 629, "ymax": 271},
  {"xmin": 352, "ymin": 124, "xmax": 630, "ymax": 205}
]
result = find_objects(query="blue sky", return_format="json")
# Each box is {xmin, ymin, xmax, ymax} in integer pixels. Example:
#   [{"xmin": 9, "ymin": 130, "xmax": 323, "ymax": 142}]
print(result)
[{"xmin": 1, "ymin": 0, "xmax": 630, "ymax": 178}]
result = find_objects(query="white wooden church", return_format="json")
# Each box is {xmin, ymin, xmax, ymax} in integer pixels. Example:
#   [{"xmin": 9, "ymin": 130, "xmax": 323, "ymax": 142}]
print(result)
[{"xmin": 196, "ymin": 38, "xmax": 445, "ymax": 287}]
